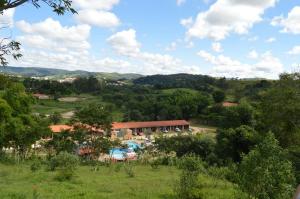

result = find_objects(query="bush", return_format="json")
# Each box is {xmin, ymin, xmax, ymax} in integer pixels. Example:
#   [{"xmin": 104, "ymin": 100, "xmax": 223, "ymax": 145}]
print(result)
[
  {"xmin": 124, "ymin": 163, "xmax": 135, "ymax": 178},
  {"xmin": 175, "ymin": 154, "xmax": 205, "ymax": 199},
  {"xmin": 178, "ymin": 155, "xmax": 204, "ymax": 173},
  {"xmin": 114, "ymin": 163, "xmax": 122, "ymax": 172},
  {"xmin": 150, "ymin": 160, "xmax": 160, "ymax": 170},
  {"xmin": 30, "ymin": 160, "xmax": 42, "ymax": 172},
  {"xmin": 51, "ymin": 152, "xmax": 79, "ymax": 181}
]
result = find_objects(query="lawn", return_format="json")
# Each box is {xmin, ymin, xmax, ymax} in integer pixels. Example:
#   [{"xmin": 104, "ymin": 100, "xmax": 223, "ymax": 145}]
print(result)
[{"xmin": 0, "ymin": 163, "xmax": 239, "ymax": 199}]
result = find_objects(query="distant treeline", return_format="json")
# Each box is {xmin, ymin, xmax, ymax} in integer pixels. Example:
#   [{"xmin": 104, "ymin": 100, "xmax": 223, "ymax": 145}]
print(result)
[
  {"xmin": 23, "ymin": 76, "xmax": 105, "ymax": 96},
  {"xmin": 133, "ymin": 73, "xmax": 229, "ymax": 92}
]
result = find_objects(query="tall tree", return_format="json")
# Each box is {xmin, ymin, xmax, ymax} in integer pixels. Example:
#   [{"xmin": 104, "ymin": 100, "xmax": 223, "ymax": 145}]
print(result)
[
  {"xmin": 238, "ymin": 133, "xmax": 295, "ymax": 199},
  {"xmin": 259, "ymin": 72, "xmax": 300, "ymax": 147}
]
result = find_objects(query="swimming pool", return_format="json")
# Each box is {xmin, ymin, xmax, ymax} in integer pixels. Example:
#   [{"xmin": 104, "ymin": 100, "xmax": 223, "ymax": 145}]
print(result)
[
  {"xmin": 126, "ymin": 141, "xmax": 141, "ymax": 150},
  {"xmin": 110, "ymin": 148, "xmax": 137, "ymax": 160}
]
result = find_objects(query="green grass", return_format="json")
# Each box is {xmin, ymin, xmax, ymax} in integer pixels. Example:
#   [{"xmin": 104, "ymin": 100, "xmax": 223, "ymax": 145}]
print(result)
[
  {"xmin": 32, "ymin": 94, "xmax": 123, "ymax": 121},
  {"xmin": 0, "ymin": 163, "xmax": 239, "ymax": 199}
]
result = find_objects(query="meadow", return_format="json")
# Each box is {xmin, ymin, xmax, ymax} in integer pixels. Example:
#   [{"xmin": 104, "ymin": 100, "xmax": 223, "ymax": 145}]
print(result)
[{"xmin": 0, "ymin": 163, "xmax": 238, "ymax": 199}]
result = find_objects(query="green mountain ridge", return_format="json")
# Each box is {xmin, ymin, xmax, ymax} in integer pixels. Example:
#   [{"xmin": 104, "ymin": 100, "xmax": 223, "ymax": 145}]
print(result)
[{"xmin": 0, "ymin": 66, "xmax": 143, "ymax": 80}]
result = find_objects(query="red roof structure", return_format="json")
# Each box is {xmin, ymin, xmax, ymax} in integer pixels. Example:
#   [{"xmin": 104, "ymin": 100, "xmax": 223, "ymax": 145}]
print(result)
[
  {"xmin": 112, "ymin": 120, "xmax": 189, "ymax": 130},
  {"xmin": 49, "ymin": 125, "xmax": 73, "ymax": 133},
  {"xmin": 222, "ymin": 102, "xmax": 239, "ymax": 107}
]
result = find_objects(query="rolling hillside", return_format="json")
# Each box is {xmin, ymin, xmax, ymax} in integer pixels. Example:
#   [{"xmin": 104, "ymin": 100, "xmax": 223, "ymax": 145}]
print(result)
[{"xmin": 0, "ymin": 66, "xmax": 142, "ymax": 80}]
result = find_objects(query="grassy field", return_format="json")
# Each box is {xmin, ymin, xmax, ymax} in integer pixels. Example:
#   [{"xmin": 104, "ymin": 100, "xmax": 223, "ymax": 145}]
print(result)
[
  {"xmin": 32, "ymin": 94, "xmax": 124, "ymax": 122},
  {"xmin": 0, "ymin": 163, "xmax": 239, "ymax": 199}
]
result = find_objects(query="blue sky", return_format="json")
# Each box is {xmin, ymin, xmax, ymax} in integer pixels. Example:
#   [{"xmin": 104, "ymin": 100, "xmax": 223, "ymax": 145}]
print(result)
[{"xmin": 2, "ymin": 0, "xmax": 300, "ymax": 79}]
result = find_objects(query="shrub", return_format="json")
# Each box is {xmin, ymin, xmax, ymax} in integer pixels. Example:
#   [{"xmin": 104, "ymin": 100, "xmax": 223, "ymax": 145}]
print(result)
[
  {"xmin": 114, "ymin": 163, "xmax": 122, "ymax": 172},
  {"xmin": 178, "ymin": 154, "xmax": 204, "ymax": 173},
  {"xmin": 124, "ymin": 163, "xmax": 135, "ymax": 178},
  {"xmin": 150, "ymin": 160, "xmax": 160, "ymax": 170},
  {"xmin": 52, "ymin": 152, "xmax": 79, "ymax": 181},
  {"xmin": 30, "ymin": 160, "xmax": 42, "ymax": 172},
  {"xmin": 175, "ymin": 154, "xmax": 205, "ymax": 199},
  {"xmin": 238, "ymin": 133, "xmax": 295, "ymax": 199}
]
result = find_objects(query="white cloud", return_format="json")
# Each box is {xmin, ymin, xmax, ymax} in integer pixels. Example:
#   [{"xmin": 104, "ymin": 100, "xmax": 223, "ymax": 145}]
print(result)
[
  {"xmin": 248, "ymin": 50, "xmax": 258, "ymax": 59},
  {"xmin": 248, "ymin": 36, "xmax": 259, "ymax": 42},
  {"xmin": 165, "ymin": 42, "xmax": 177, "ymax": 51},
  {"xmin": 265, "ymin": 37, "xmax": 276, "ymax": 43},
  {"xmin": 177, "ymin": 0, "xmax": 186, "ymax": 6},
  {"xmin": 183, "ymin": 0, "xmax": 277, "ymax": 40},
  {"xmin": 198, "ymin": 50, "xmax": 283, "ymax": 79},
  {"xmin": 107, "ymin": 29, "xmax": 202, "ymax": 74},
  {"xmin": 288, "ymin": 46, "xmax": 300, "ymax": 55},
  {"xmin": 271, "ymin": 6, "xmax": 300, "ymax": 34},
  {"xmin": 75, "ymin": 10, "xmax": 120, "ymax": 28},
  {"xmin": 16, "ymin": 18, "xmax": 91, "ymax": 53},
  {"xmin": 180, "ymin": 17, "xmax": 193, "ymax": 28},
  {"xmin": 107, "ymin": 29, "xmax": 141, "ymax": 56},
  {"xmin": 211, "ymin": 42, "xmax": 223, "ymax": 53},
  {"xmin": 14, "ymin": 18, "xmax": 133, "ymax": 73},
  {"xmin": 0, "ymin": 8, "xmax": 15, "ymax": 28},
  {"xmin": 74, "ymin": 0, "xmax": 120, "ymax": 28},
  {"xmin": 73, "ymin": 0, "xmax": 119, "ymax": 10}
]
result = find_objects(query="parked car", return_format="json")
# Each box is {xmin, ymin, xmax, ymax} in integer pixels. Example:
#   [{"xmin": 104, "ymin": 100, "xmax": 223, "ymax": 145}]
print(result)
[
  {"xmin": 175, "ymin": 128, "xmax": 181, "ymax": 132},
  {"xmin": 162, "ymin": 129, "xmax": 168, "ymax": 133}
]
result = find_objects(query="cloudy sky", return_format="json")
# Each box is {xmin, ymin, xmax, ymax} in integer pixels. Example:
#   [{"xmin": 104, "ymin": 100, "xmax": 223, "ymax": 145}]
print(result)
[{"xmin": 1, "ymin": 0, "xmax": 300, "ymax": 79}]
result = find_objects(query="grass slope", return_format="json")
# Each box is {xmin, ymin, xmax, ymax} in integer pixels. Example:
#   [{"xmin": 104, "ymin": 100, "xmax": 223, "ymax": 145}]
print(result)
[{"xmin": 0, "ymin": 163, "xmax": 239, "ymax": 199}]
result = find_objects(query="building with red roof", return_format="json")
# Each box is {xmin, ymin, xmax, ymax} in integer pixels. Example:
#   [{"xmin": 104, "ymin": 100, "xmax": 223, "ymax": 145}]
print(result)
[{"xmin": 112, "ymin": 120, "xmax": 189, "ymax": 134}]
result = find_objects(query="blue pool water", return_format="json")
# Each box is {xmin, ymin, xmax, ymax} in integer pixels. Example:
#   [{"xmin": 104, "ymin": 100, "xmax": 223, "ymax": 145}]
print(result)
[
  {"xmin": 109, "ymin": 141, "xmax": 141, "ymax": 160},
  {"xmin": 126, "ymin": 141, "xmax": 141, "ymax": 150},
  {"xmin": 109, "ymin": 148, "xmax": 128, "ymax": 160}
]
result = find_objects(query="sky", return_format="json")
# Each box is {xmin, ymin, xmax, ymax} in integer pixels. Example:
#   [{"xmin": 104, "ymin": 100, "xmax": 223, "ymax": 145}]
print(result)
[{"xmin": 1, "ymin": 0, "xmax": 300, "ymax": 79}]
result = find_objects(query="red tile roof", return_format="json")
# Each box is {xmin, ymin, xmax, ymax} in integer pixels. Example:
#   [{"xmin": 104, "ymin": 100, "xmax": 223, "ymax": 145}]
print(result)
[
  {"xmin": 112, "ymin": 120, "xmax": 189, "ymax": 129},
  {"xmin": 49, "ymin": 125, "xmax": 73, "ymax": 133},
  {"xmin": 222, "ymin": 102, "xmax": 239, "ymax": 107}
]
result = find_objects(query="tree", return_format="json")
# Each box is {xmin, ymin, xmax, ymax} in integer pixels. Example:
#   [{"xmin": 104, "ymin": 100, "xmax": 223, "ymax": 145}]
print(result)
[
  {"xmin": 0, "ymin": 0, "xmax": 76, "ymax": 66},
  {"xmin": 2, "ymin": 83, "xmax": 33, "ymax": 115},
  {"xmin": 49, "ymin": 112, "xmax": 62, "ymax": 125},
  {"xmin": 238, "ymin": 133, "xmax": 295, "ymax": 199},
  {"xmin": 221, "ymin": 102, "xmax": 254, "ymax": 129},
  {"xmin": 216, "ymin": 125, "xmax": 259, "ymax": 162},
  {"xmin": 259, "ymin": 72, "xmax": 300, "ymax": 147},
  {"xmin": 212, "ymin": 90, "xmax": 225, "ymax": 103},
  {"xmin": 74, "ymin": 103, "xmax": 113, "ymax": 134}
]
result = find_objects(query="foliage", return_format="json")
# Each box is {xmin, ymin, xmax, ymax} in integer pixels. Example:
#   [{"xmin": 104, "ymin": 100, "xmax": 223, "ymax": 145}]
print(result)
[
  {"xmin": 155, "ymin": 135, "xmax": 216, "ymax": 162},
  {"xmin": 51, "ymin": 151, "xmax": 79, "ymax": 180},
  {"xmin": 216, "ymin": 125, "xmax": 259, "ymax": 162},
  {"xmin": 259, "ymin": 72, "xmax": 300, "ymax": 147},
  {"xmin": 133, "ymin": 73, "xmax": 221, "ymax": 92},
  {"xmin": 30, "ymin": 159, "xmax": 42, "ymax": 172},
  {"xmin": 74, "ymin": 103, "xmax": 112, "ymax": 132},
  {"xmin": 124, "ymin": 163, "xmax": 135, "ymax": 178},
  {"xmin": 212, "ymin": 90, "xmax": 225, "ymax": 103},
  {"xmin": 175, "ymin": 154, "xmax": 204, "ymax": 199},
  {"xmin": 49, "ymin": 112, "xmax": 62, "ymax": 124},
  {"xmin": 238, "ymin": 133, "xmax": 295, "ymax": 199},
  {"xmin": 0, "ymin": 40, "xmax": 22, "ymax": 66}
]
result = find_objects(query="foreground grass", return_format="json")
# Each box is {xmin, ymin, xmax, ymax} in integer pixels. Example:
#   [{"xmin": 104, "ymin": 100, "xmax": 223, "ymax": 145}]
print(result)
[{"xmin": 0, "ymin": 163, "xmax": 239, "ymax": 199}]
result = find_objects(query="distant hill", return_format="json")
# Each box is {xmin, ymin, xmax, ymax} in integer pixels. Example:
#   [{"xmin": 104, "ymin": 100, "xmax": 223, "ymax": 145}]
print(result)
[
  {"xmin": 0, "ymin": 66, "xmax": 143, "ymax": 80},
  {"xmin": 133, "ymin": 73, "xmax": 218, "ymax": 91}
]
